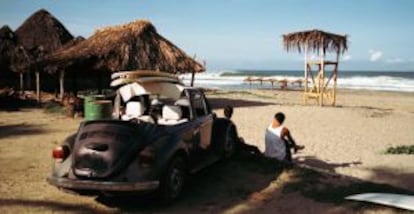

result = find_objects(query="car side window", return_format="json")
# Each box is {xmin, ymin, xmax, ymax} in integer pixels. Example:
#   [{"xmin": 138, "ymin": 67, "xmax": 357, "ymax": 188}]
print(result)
[{"xmin": 191, "ymin": 91, "xmax": 208, "ymax": 118}]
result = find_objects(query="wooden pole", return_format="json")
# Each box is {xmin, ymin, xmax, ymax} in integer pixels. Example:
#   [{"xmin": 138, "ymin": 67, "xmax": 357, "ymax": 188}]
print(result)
[
  {"xmin": 304, "ymin": 44, "xmax": 308, "ymax": 104},
  {"xmin": 333, "ymin": 52, "xmax": 340, "ymax": 106},
  {"xmin": 59, "ymin": 70, "xmax": 64, "ymax": 100},
  {"xmin": 190, "ymin": 70, "xmax": 195, "ymax": 87},
  {"xmin": 36, "ymin": 71, "xmax": 40, "ymax": 103},
  {"xmin": 320, "ymin": 50, "xmax": 325, "ymax": 106},
  {"xmin": 19, "ymin": 72, "xmax": 24, "ymax": 93}
]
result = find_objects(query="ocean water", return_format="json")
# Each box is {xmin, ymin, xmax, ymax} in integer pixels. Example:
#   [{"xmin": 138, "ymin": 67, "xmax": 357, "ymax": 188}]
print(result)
[{"xmin": 180, "ymin": 70, "xmax": 414, "ymax": 92}]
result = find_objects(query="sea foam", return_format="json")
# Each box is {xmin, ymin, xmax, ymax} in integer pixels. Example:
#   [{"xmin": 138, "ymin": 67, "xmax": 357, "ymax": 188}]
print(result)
[{"xmin": 180, "ymin": 70, "xmax": 414, "ymax": 92}]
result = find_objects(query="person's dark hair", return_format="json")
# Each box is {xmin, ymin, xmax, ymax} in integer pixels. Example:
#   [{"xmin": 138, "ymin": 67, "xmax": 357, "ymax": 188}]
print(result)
[
  {"xmin": 274, "ymin": 112, "xmax": 285, "ymax": 124},
  {"xmin": 224, "ymin": 105, "xmax": 233, "ymax": 119}
]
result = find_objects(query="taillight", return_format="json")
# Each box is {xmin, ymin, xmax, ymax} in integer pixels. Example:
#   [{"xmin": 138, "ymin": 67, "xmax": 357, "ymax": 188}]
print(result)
[{"xmin": 52, "ymin": 145, "xmax": 70, "ymax": 161}]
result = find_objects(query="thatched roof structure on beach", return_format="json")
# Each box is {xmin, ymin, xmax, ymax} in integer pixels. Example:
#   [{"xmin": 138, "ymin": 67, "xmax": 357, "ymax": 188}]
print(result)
[
  {"xmin": 0, "ymin": 25, "xmax": 30, "ymax": 73},
  {"xmin": 0, "ymin": 25, "xmax": 31, "ymax": 87},
  {"xmin": 44, "ymin": 20, "xmax": 205, "ymax": 74},
  {"xmin": 15, "ymin": 9, "xmax": 74, "ymax": 53},
  {"xmin": 0, "ymin": 25, "xmax": 18, "ymax": 70},
  {"xmin": 283, "ymin": 29, "xmax": 348, "ymax": 55}
]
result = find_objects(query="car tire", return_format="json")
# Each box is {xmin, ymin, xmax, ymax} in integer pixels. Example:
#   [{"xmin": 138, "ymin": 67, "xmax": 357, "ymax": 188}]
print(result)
[
  {"xmin": 159, "ymin": 155, "xmax": 186, "ymax": 203},
  {"xmin": 222, "ymin": 125, "xmax": 237, "ymax": 159}
]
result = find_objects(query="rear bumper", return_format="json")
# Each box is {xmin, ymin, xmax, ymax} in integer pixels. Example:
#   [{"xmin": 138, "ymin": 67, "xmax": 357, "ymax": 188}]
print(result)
[{"xmin": 47, "ymin": 176, "xmax": 159, "ymax": 192}]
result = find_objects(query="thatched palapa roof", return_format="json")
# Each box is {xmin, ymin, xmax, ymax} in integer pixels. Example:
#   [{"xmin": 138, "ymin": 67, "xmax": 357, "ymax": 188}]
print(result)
[
  {"xmin": 0, "ymin": 25, "xmax": 32, "ymax": 74},
  {"xmin": 283, "ymin": 29, "xmax": 348, "ymax": 55},
  {"xmin": 45, "ymin": 20, "xmax": 205, "ymax": 74},
  {"xmin": 0, "ymin": 25, "xmax": 18, "ymax": 70},
  {"xmin": 15, "ymin": 9, "xmax": 74, "ymax": 53}
]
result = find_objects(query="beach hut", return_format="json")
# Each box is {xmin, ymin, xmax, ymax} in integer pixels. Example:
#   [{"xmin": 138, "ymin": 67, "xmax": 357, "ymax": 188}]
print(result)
[
  {"xmin": 0, "ymin": 26, "xmax": 17, "ymax": 69},
  {"xmin": 283, "ymin": 29, "xmax": 348, "ymax": 106},
  {"xmin": 43, "ymin": 19, "xmax": 205, "ymax": 95},
  {"xmin": 0, "ymin": 25, "xmax": 19, "ymax": 87},
  {"xmin": 14, "ymin": 9, "xmax": 74, "ymax": 101}
]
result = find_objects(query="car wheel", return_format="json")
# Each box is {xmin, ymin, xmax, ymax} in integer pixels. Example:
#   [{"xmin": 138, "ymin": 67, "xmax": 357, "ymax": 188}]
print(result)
[
  {"xmin": 160, "ymin": 156, "xmax": 186, "ymax": 203},
  {"xmin": 223, "ymin": 125, "xmax": 237, "ymax": 159}
]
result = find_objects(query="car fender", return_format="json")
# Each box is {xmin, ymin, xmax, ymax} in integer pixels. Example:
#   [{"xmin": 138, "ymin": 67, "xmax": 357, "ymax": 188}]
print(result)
[{"xmin": 151, "ymin": 134, "xmax": 189, "ymax": 173}]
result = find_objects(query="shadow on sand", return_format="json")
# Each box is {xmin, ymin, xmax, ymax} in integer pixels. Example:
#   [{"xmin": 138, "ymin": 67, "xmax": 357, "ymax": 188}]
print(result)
[
  {"xmin": 95, "ymin": 147, "xmax": 414, "ymax": 213},
  {"xmin": 367, "ymin": 166, "xmax": 414, "ymax": 192},
  {"xmin": 0, "ymin": 124, "xmax": 48, "ymax": 139},
  {"xmin": 295, "ymin": 156, "xmax": 362, "ymax": 173},
  {"xmin": 0, "ymin": 96, "xmax": 39, "ymax": 112},
  {"xmin": 278, "ymin": 156, "xmax": 414, "ymax": 212},
  {"xmin": 96, "ymin": 150, "xmax": 285, "ymax": 213},
  {"xmin": 0, "ymin": 199, "xmax": 104, "ymax": 213},
  {"xmin": 208, "ymin": 97, "xmax": 274, "ymax": 110}
]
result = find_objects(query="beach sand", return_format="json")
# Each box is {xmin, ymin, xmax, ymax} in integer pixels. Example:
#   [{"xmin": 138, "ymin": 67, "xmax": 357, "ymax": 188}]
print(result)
[
  {"xmin": 0, "ymin": 88, "xmax": 413, "ymax": 213},
  {"xmin": 209, "ymin": 89, "xmax": 414, "ymax": 192}
]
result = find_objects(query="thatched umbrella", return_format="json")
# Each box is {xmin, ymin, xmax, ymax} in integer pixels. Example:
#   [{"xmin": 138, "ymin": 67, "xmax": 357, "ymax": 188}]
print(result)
[
  {"xmin": 282, "ymin": 29, "xmax": 348, "ymax": 106},
  {"xmin": 0, "ymin": 25, "xmax": 32, "ymax": 89},
  {"xmin": 0, "ymin": 25, "xmax": 17, "ymax": 70},
  {"xmin": 283, "ymin": 29, "xmax": 348, "ymax": 55},
  {"xmin": 44, "ymin": 19, "xmax": 205, "ymax": 93},
  {"xmin": 15, "ymin": 9, "xmax": 74, "ymax": 53},
  {"xmin": 0, "ymin": 25, "xmax": 20, "ymax": 88},
  {"xmin": 14, "ymin": 9, "xmax": 74, "ymax": 100}
]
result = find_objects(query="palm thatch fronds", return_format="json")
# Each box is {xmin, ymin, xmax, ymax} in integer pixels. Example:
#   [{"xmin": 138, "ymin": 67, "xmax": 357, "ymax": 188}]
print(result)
[
  {"xmin": 0, "ymin": 25, "xmax": 30, "ymax": 74},
  {"xmin": 0, "ymin": 25, "xmax": 18, "ymax": 70},
  {"xmin": 283, "ymin": 29, "xmax": 348, "ymax": 55},
  {"xmin": 15, "ymin": 9, "xmax": 74, "ymax": 53},
  {"xmin": 44, "ymin": 20, "xmax": 205, "ymax": 74}
]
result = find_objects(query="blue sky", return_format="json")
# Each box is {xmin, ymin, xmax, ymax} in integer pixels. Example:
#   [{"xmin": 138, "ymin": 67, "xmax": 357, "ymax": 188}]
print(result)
[{"xmin": 1, "ymin": 0, "xmax": 414, "ymax": 71}]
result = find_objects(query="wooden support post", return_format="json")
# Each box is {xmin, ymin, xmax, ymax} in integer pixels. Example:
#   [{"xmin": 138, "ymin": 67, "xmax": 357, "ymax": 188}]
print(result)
[
  {"xmin": 36, "ymin": 71, "xmax": 40, "ymax": 103},
  {"xmin": 333, "ymin": 53, "xmax": 340, "ymax": 106},
  {"xmin": 304, "ymin": 44, "xmax": 308, "ymax": 104},
  {"xmin": 190, "ymin": 71, "xmax": 195, "ymax": 87},
  {"xmin": 333, "ymin": 69, "xmax": 337, "ymax": 106},
  {"xmin": 59, "ymin": 70, "xmax": 64, "ymax": 100},
  {"xmin": 19, "ymin": 72, "xmax": 24, "ymax": 93},
  {"xmin": 320, "ymin": 52, "xmax": 325, "ymax": 106}
]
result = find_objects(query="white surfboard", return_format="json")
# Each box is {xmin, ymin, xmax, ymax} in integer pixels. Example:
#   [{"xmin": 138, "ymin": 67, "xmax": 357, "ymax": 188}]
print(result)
[
  {"xmin": 111, "ymin": 70, "xmax": 178, "ymax": 80},
  {"xmin": 345, "ymin": 193, "xmax": 414, "ymax": 211},
  {"xmin": 110, "ymin": 71, "xmax": 182, "ymax": 87}
]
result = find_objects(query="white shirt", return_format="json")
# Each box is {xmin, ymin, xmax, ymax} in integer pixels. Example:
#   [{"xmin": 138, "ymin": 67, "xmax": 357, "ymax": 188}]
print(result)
[{"xmin": 264, "ymin": 124, "xmax": 286, "ymax": 160}]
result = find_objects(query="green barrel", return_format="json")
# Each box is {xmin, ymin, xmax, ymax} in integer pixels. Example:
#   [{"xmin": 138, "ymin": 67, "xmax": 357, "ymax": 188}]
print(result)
[{"xmin": 84, "ymin": 95, "xmax": 113, "ymax": 120}]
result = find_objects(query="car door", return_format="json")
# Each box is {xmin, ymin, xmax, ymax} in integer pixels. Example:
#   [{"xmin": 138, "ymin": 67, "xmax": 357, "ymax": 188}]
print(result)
[{"xmin": 189, "ymin": 90, "xmax": 213, "ymax": 150}]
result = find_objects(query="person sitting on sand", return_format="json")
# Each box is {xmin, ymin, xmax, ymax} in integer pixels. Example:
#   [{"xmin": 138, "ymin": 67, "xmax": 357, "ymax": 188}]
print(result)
[
  {"xmin": 224, "ymin": 105, "xmax": 233, "ymax": 119},
  {"xmin": 264, "ymin": 112, "xmax": 304, "ymax": 162},
  {"xmin": 224, "ymin": 105, "xmax": 263, "ymax": 156}
]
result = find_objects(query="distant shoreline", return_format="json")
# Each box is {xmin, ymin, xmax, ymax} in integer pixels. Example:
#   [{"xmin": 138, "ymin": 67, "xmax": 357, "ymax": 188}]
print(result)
[{"xmin": 181, "ymin": 69, "xmax": 414, "ymax": 93}]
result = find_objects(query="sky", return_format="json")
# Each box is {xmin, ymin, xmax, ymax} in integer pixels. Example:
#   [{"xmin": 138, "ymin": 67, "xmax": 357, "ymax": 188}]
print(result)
[{"xmin": 1, "ymin": 0, "xmax": 414, "ymax": 71}]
